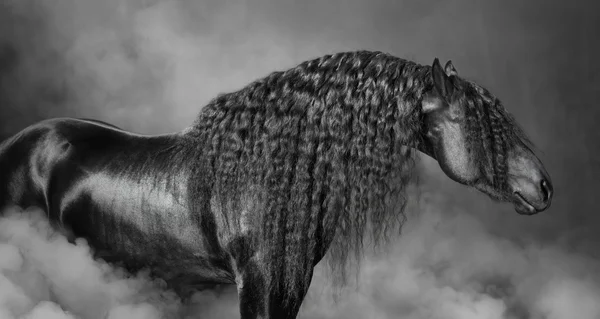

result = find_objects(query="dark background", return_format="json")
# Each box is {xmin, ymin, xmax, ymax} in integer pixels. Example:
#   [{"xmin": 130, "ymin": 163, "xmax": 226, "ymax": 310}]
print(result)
[{"xmin": 0, "ymin": 0, "xmax": 599, "ymax": 318}]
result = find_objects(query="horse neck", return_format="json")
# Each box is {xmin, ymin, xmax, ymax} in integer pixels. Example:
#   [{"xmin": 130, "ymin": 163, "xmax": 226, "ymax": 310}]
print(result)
[
  {"xmin": 186, "ymin": 58, "xmax": 430, "ymax": 154},
  {"xmin": 317, "ymin": 77, "xmax": 425, "ymax": 154}
]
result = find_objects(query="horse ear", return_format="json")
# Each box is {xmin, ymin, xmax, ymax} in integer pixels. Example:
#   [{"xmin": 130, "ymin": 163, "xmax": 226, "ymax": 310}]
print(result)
[
  {"xmin": 432, "ymin": 58, "xmax": 455, "ymax": 101},
  {"xmin": 444, "ymin": 60, "xmax": 458, "ymax": 77}
]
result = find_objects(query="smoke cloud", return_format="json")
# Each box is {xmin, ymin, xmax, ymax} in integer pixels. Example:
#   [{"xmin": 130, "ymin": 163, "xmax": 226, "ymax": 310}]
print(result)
[
  {"xmin": 0, "ymin": 206, "xmax": 241, "ymax": 319},
  {"xmin": 1, "ymin": 0, "xmax": 599, "ymax": 318},
  {"xmin": 2, "ymin": 193, "xmax": 600, "ymax": 318},
  {"xmin": 302, "ymin": 190, "xmax": 600, "ymax": 319}
]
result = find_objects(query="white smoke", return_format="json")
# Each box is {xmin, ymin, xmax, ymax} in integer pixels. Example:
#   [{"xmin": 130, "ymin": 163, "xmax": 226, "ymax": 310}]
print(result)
[
  {"xmin": 1, "ymin": 191, "xmax": 599, "ymax": 319},
  {"xmin": 299, "ymin": 190, "xmax": 600, "ymax": 319},
  {"xmin": 0, "ymin": 0, "xmax": 339, "ymax": 134},
  {"xmin": 0, "ymin": 206, "xmax": 242, "ymax": 319}
]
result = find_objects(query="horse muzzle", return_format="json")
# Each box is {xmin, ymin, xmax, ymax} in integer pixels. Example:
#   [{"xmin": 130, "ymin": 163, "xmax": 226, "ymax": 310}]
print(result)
[{"xmin": 511, "ymin": 178, "xmax": 553, "ymax": 215}]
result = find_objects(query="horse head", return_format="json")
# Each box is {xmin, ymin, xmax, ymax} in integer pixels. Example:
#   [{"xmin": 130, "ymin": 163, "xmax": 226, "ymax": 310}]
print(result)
[{"xmin": 419, "ymin": 58, "xmax": 553, "ymax": 215}]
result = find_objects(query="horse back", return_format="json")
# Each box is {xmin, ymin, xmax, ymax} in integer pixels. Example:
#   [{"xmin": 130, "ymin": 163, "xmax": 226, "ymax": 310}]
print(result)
[{"xmin": 0, "ymin": 118, "xmax": 133, "ymax": 211}]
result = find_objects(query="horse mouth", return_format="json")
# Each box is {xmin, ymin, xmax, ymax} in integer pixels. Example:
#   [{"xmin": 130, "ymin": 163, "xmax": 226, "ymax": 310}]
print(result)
[{"xmin": 513, "ymin": 192, "xmax": 539, "ymax": 215}]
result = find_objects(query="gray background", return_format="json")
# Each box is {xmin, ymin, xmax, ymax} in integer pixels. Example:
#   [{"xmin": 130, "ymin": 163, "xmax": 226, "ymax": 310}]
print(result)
[{"xmin": 0, "ymin": 0, "xmax": 598, "ymax": 318}]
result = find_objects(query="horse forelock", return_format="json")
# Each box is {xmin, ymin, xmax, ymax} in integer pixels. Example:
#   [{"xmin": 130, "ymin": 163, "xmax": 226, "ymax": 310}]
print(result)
[
  {"xmin": 460, "ymin": 80, "xmax": 535, "ymax": 195},
  {"xmin": 186, "ymin": 51, "xmax": 437, "ymax": 302}
]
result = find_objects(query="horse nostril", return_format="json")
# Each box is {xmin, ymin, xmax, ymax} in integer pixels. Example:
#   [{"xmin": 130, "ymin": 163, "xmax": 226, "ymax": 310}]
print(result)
[{"xmin": 541, "ymin": 179, "xmax": 552, "ymax": 202}]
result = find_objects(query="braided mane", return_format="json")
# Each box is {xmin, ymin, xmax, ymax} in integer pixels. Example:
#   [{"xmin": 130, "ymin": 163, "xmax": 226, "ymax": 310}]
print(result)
[
  {"xmin": 186, "ymin": 51, "xmax": 431, "ymax": 301},
  {"xmin": 184, "ymin": 50, "xmax": 530, "ymax": 303}
]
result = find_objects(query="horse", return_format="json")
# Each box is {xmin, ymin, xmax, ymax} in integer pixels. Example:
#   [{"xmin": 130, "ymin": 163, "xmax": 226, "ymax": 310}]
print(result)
[{"xmin": 0, "ymin": 51, "xmax": 553, "ymax": 319}]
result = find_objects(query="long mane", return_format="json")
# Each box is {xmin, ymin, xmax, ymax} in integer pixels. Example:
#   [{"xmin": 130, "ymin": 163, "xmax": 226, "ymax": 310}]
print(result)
[{"xmin": 186, "ymin": 51, "xmax": 435, "ymax": 302}]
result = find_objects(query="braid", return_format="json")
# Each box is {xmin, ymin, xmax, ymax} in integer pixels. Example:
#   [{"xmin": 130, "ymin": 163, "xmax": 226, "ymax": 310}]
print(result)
[{"xmin": 188, "ymin": 51, "xmax": 431, "ymax": 302}]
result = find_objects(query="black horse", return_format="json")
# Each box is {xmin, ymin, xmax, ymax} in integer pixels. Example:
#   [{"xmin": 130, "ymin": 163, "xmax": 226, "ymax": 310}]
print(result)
[{"xmin": 0, "ymin": 51, "xmax": 552, "ymax": 319}]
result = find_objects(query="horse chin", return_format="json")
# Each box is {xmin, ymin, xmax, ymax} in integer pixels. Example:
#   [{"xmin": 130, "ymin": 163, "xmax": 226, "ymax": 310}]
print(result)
[
  {"xmin": 514, "ymin": 203, "xmax": 538, "ymax": 215},
  {"xmin": 475, "ymin": 183, "xmax": 542, "ymax": 215},
  {"xmin": 512, "ymin": 192, "xmax": 542, "ymax": 215}
]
